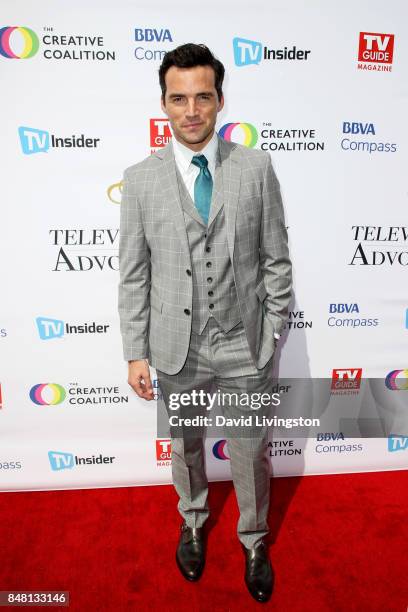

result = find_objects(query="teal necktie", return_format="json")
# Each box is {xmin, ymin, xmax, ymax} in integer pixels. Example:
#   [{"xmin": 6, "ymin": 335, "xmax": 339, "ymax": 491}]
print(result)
[{"xmin": 191, "ymin": 154, "xmax": 213, "ymax": 225}]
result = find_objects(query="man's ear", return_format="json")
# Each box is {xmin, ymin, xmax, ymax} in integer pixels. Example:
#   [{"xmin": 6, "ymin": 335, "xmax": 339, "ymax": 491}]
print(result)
[{"xmin": 217, "ymin": 94, "xmax": 225, "ymax": 112}]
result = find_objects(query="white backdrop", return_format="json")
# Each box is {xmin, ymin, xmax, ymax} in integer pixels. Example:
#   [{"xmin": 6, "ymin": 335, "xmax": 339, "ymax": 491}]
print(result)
[{"xmin": 1, "ymin": 0, "xmax": 407, "ymax": 491}]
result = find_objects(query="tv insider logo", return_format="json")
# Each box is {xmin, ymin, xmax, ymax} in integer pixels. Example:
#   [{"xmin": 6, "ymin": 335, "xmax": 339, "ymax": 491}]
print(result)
[{"xmin": 233, "ymin": 36, "xmax": 311, "ymax": 67}]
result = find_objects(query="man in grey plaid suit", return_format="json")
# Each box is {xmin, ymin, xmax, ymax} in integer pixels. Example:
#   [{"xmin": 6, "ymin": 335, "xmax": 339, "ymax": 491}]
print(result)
[{"xmin": 118, "ymin": 43, "xmax": 291, "ymax": 603}]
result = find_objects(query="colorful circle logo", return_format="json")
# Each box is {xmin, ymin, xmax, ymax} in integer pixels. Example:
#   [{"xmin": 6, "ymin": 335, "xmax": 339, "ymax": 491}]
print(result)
[
  {"xmin": 212, "ymin": 439, "xmax": 230, "ymax": 460},
  {"xmin": 385, "ymin": 370, "xmax": 408, "ymax": 391},
  {"xmin": 29, "ymin": 384, "xmax": 66, "ymax": 405},
  {"xmin": 0, "ymin": 27, "xmax": 39, "ymax": 59},
  {"xmin": 219, "ymin": 123, "xmax": 258, "ymax": 148}
]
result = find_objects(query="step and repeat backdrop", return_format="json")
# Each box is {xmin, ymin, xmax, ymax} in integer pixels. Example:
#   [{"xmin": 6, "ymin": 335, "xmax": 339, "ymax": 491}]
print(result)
[{"xmin": 1, "ymin": 0, "xmax": 407, "ymax": 491}]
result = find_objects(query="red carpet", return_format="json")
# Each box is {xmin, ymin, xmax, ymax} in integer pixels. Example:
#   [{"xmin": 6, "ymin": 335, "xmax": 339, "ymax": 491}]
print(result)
[{"xmin": 0, "ymin": 471, "xmax": 407, "ymax": 611}]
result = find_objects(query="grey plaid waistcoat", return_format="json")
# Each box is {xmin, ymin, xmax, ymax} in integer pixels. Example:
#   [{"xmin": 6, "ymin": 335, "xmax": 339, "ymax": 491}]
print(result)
[{"xmin": 175, "ymin": 162, "xmax": 242, "ymax": 334}]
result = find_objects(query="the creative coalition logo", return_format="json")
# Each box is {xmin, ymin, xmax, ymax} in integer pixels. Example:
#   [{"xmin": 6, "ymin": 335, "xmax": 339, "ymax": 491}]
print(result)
[
  {"xmin": 150, "ymin": 118, "xmax": 171, "ymax": 152},
  {"xmin": 315, "ymin": 432, "xmax": 363, "ymax": 454},
  {"xmin": 1, "ymin": 26, "xmax": 116, "ymax": 61},
  {"xmin": 331, "ymin": 369, "xmax": 362, "ymax": 395},
  {"xmin": 49, "ymin": 228, "xmax": 119, "ymax": 271},
  {"xmin": 219, "ymin": 123, "xmax": 258, "ymax": 148},
  {"xmin": 134, "ymin": 27, "xmax": 173, "ymax": 61},
  {"xmin": 328, "ymin": 303, "xmax": 379, "ymax": 328},
  {"xmin": 36, "ymin": 316, "xmax": 109, "ymax": 339},
  {"xmin": 156, "ymin": 439, "xmax": 171, "ymax": 467},
  {"xmin": 285, "ymin": 310, "xmax": 312, "ymax": 330},
  {"xmin": 220, "ymin": 122, "xmax": 324, "ymax": 152},
  {"xmin": 340, "ymin": 122, "xmax": 396, "ymax": 154},
  {"xmin": 213, "ymin": 440, "xmax": 230, "ymax": 460},
  {"xmin": 388, "ymin": 435, "xmax": 408, "ymax": 452},
  {"xmin": 233, "ymin": 37, "xmax": 311, "ymax": 67},
  {"xmin": 357, "ymin": 32, "xmax": 395, "ymax": 72},
  {"xmin": 260, "ymin": 124, "xmax": 324, "ymax": 152},
  {"xmin": 48, "ymin": 450, "xmax": 116, "ymax": 471},
  {"xmin": 30, "ymin": 383, "xmax": 128, "ymax": 406},
  {"xmin": 385, "ymin": 370, "xmax": 408, "ymax": 391},
  {"xmin": 267, "ymin": 440, "xmax": 302, "ymax": 457},
  {"xmin": 0, "ymin": 26, "xmax": 39, "ymax": 59},
  {"xmin": 30, "ymin": 383, "xmax": 66, "ymax": 406},
  {"xmin": 349, "ymin": 226, "xmax": 408, "ymax": 266},
  {"xmin": 68, "ymin": 383, "xmax": 129, "ymax": 405},
  {"xmin": 18, "ymin": 126, "xmax": 100, "ymax": 155}
]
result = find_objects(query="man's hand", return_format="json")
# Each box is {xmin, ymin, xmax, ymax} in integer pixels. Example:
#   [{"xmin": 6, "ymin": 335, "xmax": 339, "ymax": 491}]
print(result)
[{"xmin": 128, "ymin": 359, "xmax": 154, "ymax": 400}]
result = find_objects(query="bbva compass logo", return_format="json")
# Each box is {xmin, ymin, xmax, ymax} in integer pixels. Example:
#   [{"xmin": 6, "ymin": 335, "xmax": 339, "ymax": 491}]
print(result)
[
  {"xmin": 29, "ymin": 383, "xmax": 66, "ymax": 405},
  {"xmin": 212, "ymin": 439, "xmax": 230, "ymax": 460},
  {"xmin": 385, "ymin": 370, "xmax": 408, "ymax": 391},
  {"xmin": 0, "ymin": 26, "xmax": 39, "ymax": 59},
  {"xmin": 219, "ymin": 123, "xmax": 258, "ymax": 148}
]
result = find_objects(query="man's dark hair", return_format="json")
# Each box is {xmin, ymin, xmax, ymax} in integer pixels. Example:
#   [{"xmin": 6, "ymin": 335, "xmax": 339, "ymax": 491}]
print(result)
[{"xmin": 159, "ymin": 43, "xmax": 225, "ymax": 102}]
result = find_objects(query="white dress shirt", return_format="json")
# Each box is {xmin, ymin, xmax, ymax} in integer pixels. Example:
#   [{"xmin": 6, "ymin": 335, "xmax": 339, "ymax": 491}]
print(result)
[{"xmin": 172, "ymin": 130, "xmax": 218, "ymax": 202}]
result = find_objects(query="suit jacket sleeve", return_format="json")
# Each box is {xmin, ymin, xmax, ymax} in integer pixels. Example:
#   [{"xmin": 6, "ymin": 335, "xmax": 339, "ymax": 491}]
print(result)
[
  {"xmin": 259, "ymin": 155, "xmax": 292, "ymax": 336},
  {"xmin": 118, "ymin": 168, "xmax": 151, "ymax": 361}
]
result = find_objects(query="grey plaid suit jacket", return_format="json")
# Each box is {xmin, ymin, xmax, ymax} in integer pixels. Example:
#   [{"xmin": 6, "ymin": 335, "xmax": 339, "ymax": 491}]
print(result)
[{"xmin": 118, "ymin": 134, "xmax": 292, "ymax": 375}]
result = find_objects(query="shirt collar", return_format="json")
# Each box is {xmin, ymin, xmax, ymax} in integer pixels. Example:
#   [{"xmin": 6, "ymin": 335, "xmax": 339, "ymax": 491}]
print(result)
[{"xmin": 172, "ymin": 130, "xmax": 219, "ymax": 172}]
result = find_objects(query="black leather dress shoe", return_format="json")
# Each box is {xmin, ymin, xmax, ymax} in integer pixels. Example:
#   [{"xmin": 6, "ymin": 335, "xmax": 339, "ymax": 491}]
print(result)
[
  {"xmin": 243, "ymin": 541, "xmax": 274, "ymax": 603},
  {"xmin": 176, "ymin": 522, "xmax": 205, "ymax": 581}
]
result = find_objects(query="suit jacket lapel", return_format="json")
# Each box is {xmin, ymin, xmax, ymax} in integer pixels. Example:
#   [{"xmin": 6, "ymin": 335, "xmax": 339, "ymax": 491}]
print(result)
[
  {"xmin": 218, "ymin": 135, "xmax": 242, "ymax": 263},
  {"xmin": 175, "ymin": 165, "xmax": 206, "ymax": 226},
  {"xmin": 207, "ymin": 149, "xmax": 223, "ymax": 226},
  {"xmin": 154, "ymin": 142, "xmax": 192, "ymax": 259}
]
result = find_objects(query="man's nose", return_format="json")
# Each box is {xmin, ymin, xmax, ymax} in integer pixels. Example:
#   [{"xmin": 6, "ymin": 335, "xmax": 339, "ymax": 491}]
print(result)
[{"xmin": 185, "ymin": 98, "xmax": 198, "ymax": 117}]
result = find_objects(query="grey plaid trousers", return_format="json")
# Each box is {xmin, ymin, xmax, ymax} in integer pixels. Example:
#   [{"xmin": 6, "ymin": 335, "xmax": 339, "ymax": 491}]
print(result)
[{"xmin": 157, "ymin": 317, "xmax": 275, "ymax": 548}]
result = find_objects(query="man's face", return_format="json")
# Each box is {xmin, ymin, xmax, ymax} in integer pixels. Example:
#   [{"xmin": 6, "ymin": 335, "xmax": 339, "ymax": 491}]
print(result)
[{"xmin": 161, "ymin": 65, "xmax": 224, "ymax": 151}]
